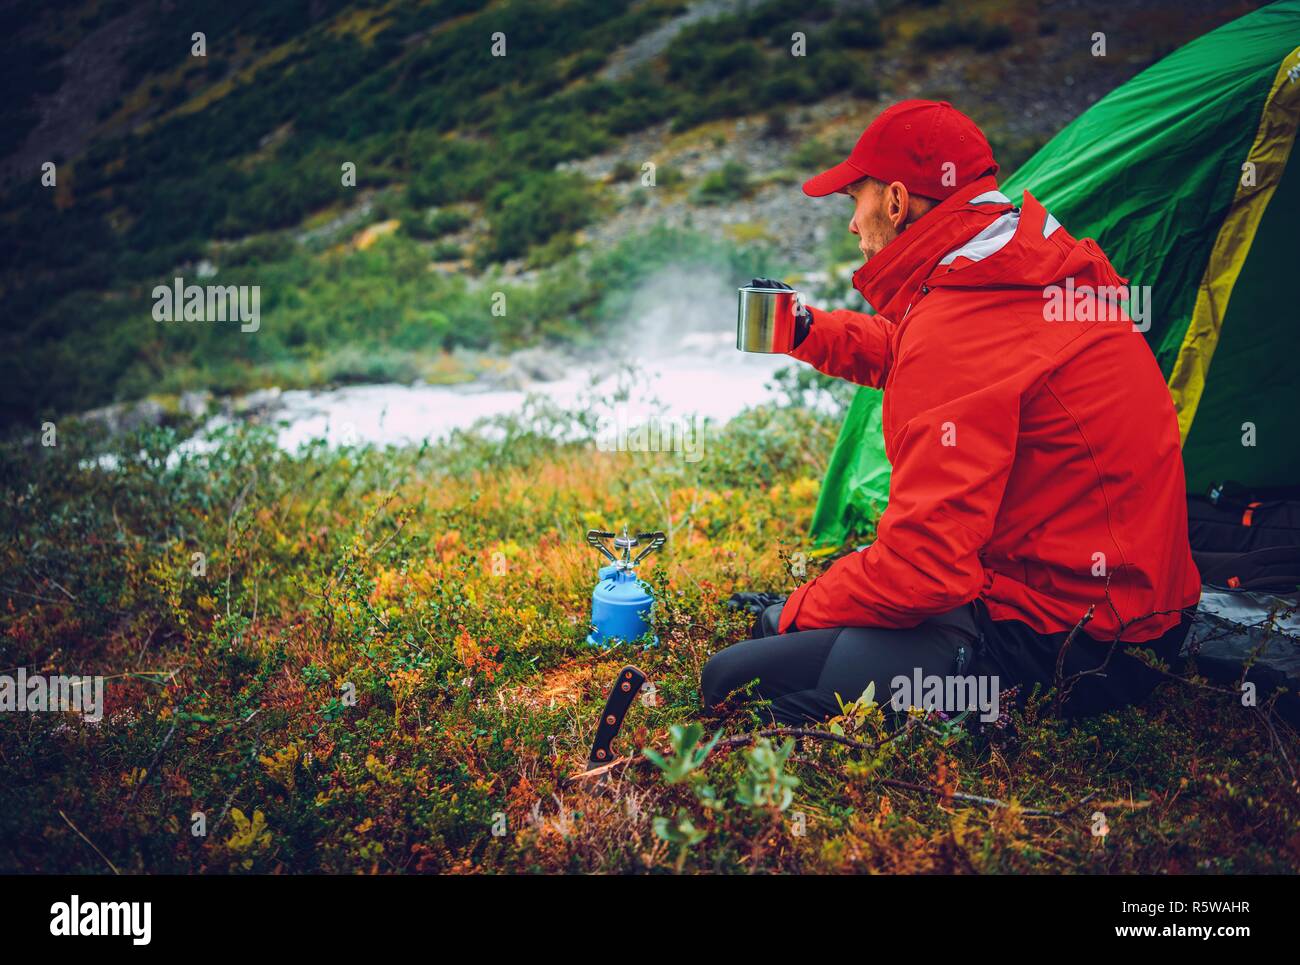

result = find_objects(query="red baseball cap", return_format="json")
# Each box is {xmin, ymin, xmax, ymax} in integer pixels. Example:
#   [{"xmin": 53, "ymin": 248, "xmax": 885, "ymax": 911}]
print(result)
[{"xmin": 802, "ymin": 100, "xmax": 998, "ymax": 200}]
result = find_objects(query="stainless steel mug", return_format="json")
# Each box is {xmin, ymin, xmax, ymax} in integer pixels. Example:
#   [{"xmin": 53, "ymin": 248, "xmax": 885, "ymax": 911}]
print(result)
[{"xmin": 736, "ymin": 285, "xmax": 801, "ymax": 354}]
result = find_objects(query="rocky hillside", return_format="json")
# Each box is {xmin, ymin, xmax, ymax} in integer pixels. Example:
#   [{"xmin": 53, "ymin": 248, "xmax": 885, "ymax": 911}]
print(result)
[{"xmin": 0, "ymin": 0, "xmax": 1267, "ymax": 426}]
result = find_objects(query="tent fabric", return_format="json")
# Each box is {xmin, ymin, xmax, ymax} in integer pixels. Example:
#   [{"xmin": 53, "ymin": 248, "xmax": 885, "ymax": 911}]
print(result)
[
  {"xmin": 806, "ymin": 385, "xmax": 889, "ymax": 551},
  {"xmin": 1181, "ymin": 130, "xmax": 1300, "ymax": 492},
  {"xmin": 1166, "ymin": 44, "xmax": 1300, "ymax": 472},
  {"xmin": 808, "ymin": 1, "xmax": 1300, "ymax": 548}
]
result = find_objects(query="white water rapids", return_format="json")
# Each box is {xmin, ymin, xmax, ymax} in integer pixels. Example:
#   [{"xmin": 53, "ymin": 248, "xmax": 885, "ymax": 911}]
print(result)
[
  {"xmin": 214, "ymin": 265, "xmax": 831, "ymax": 452},
  {"xmin": 264, "ymin": 332, "xmax": 790, "ymax": 451}
]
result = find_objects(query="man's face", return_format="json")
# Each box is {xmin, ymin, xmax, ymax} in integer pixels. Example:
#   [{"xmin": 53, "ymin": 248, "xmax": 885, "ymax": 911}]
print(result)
[
  {"xmin": 842, "ymin": 178, "xmax": 915, "ymax": 262},
  {"xmin": 845, "ymin": 178, "xmax": 900, "ymax": 262}
]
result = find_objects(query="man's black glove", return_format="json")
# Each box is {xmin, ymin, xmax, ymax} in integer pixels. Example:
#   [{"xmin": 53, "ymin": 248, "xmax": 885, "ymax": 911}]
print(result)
[
  {"xmin": 748, "ymin": 278, "xmax": 812, "ymax": 348},
  {"xmin": 725, "ymin": 591, "xmax": 788, "ymax": 615}
]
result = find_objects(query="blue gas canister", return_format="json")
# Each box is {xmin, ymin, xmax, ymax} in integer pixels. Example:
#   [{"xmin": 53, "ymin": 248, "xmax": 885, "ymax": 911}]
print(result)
[{"xmin": 585, "ymin": 528, "xmax": 666, "ymax": 647}]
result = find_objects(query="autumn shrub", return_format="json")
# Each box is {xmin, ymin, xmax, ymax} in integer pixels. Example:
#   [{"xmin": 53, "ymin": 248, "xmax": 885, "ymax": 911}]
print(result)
[{"xmin": 1, "ymin": 398, "xmax": 1296, "ymax": 874}]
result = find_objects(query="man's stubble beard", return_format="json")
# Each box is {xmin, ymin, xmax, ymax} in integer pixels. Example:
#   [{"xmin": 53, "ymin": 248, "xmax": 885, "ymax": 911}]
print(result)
[{"xmin": 859, "ymin": 213, "xmax": 902, "ymax": 264}]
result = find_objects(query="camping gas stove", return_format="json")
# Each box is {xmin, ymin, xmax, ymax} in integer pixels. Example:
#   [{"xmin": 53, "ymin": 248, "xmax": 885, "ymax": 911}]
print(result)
[{"xmin": 585, "ymin": 527, "xmax": 665, "ymax": 647}]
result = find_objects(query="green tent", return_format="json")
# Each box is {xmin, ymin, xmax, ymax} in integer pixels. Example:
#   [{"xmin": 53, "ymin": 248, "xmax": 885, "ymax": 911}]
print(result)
[{"xmin": 810, "ymin": 1, "xmax": 1300, "ymax": 548}]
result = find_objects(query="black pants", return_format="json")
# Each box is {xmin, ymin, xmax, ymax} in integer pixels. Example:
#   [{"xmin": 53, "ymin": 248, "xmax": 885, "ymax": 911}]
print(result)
[{"xmin": 701, "ymin": 600, "xmax": 1193, "ymax": 725}]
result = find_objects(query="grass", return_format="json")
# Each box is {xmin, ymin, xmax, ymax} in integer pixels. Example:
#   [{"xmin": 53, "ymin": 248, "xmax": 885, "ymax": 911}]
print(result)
[{"xmin": 2, "ymin": 398, "xmax": 1297, "ymax": 874}]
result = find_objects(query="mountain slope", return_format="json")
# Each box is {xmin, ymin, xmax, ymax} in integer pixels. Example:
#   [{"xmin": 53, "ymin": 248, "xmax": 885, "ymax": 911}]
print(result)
[{"xmin": 0, "ymin": 0, "xmax": 1266, "ymax": 427}]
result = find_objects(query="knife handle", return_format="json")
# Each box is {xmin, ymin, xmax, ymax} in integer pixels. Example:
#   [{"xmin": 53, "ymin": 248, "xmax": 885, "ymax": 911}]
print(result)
[{"xmin": 587, "ymin": 665, "xmax": 647, "ymax": 768}]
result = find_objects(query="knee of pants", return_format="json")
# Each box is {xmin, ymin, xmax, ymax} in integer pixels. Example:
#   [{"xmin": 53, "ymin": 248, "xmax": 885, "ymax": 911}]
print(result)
[{"xmin": 700, "ymin": 646, "xmax": 746, "ymax": 712}]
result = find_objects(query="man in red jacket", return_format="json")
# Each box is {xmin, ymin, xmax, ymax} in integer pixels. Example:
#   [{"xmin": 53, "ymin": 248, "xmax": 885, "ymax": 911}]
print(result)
[{"xmin": 702, "ymin": 101, "xmax": 1200, "ymax": 723}]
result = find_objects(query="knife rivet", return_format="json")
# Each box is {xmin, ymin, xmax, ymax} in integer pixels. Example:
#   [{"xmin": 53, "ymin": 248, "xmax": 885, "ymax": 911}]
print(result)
[
  {"xmin": 624, "ymin": 671, "xmax": 632, "ymax": 679},
  {"xmin": 606, "ymin": 714, "xmax": 617, "ymax": 725},
  {"xmin": 596, "ymin": 748, "xmax": 607, "ymax": 760},
  {"xmin": 620, "ymin": 682, "xmax": 631, "ymax": 692}
]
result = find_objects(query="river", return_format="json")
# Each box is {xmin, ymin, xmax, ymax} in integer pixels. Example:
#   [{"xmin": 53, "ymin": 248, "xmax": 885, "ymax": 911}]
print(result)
[{"xmin": 202, "ymin": 330, "xmax": 795, "ymax": 453}]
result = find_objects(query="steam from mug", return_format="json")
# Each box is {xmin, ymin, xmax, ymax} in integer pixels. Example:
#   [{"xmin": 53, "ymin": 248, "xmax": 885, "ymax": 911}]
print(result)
[{"xmin": 736, "ymin": 286, "xmax": 800, "ymax": 354}]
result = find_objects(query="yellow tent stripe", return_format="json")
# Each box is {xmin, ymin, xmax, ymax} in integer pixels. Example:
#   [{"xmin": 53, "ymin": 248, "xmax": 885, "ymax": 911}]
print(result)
[{"xmin": 1168, "ymin": 46, "xmax": 1300, "ymax": 444}]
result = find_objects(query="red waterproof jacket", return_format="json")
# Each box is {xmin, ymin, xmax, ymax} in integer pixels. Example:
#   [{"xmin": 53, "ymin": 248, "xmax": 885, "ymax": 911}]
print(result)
[{"xmin": 781, "ymin": 176, "xmax": 1200, "ymax": 642}]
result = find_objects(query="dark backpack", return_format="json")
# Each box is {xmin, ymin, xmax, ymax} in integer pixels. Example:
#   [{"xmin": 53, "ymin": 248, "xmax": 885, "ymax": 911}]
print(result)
[
  {"xmin": 1185, "ymin": 484, "xmax": 1300, "ymax": 720},
  {"xmin": 1188, "ymin": 483, "xmax": 1300, "ymax": 591}
]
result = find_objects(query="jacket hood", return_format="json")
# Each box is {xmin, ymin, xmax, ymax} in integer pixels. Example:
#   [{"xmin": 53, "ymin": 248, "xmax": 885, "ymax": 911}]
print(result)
[{"xmin": 851, "ymin": 176, "xmax": 1128, "ymax": 318}]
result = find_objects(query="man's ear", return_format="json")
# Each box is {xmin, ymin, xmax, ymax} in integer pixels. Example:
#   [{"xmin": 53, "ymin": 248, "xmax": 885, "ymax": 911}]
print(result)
[{"xmin": 886, "ymin": 180, "xmax": 910, "ymax": 229}]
